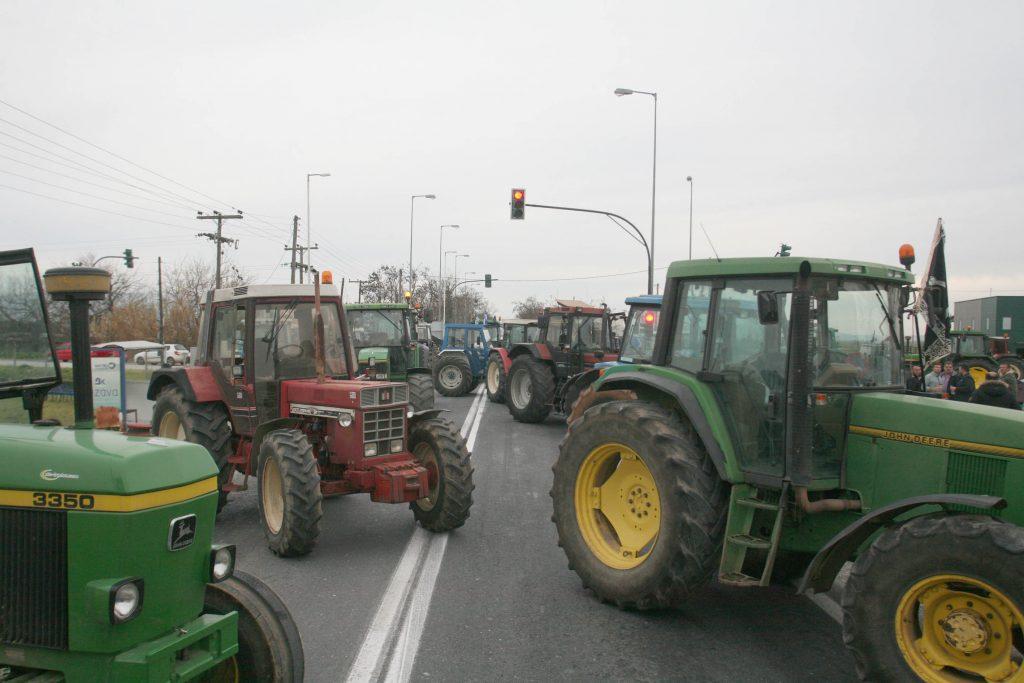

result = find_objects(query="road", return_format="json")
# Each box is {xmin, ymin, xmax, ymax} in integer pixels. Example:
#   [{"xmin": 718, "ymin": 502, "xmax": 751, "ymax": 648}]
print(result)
[{"xmin": 208, "ymin": 388, "xmax": 855, "ymax": 682}]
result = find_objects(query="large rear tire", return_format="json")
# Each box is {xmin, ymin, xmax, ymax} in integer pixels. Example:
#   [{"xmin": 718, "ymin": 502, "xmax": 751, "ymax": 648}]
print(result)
[
  {"xmin": 408, "ymin": 415, "xmax": 474, "ymax": 531},
  {"xmin": 506, "ymin": 355, "xmax": 555, "ymax": 423},
  {"xmin": 842, "ymin": 514, "xmax": 1024, "ymax": 682},
  {"xmin": 257, "ymin": 430, "xmax": 323, "ymax": 557},
  {"xmin": 485, "ymin": 355, "xmax": 506, "ymax": 404},
  {"xmin": 434, "ymin": 353, "xmax": 472, "ymax": 397},
  {"xmin": 152, "ymin": 386, "xmax": 233, "ymax": 512},
  {"xmin": 407, "ymin": 373, "xmax": 435, "ymax": 411},
  {"xmin": 202, "ymin": 570, "xmax": 304, "ymax": 682},
  {"xmin": 551, "ymin": 400, "xmax": 728, "ymax": 609}
]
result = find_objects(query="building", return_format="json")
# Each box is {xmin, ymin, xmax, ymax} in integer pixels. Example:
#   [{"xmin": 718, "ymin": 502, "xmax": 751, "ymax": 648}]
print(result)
[{"xmin": 954, "ymin": 296, "xmax": 1024, "ymax": 346}]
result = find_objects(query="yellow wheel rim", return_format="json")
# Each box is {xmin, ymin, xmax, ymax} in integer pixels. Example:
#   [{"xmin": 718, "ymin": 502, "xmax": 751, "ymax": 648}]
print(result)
[
  {"xmin": 970, "ymin": 366, "xmax": 990, "ymax": 387},
  {"xmin": 574, "ymin": 442, "xmax": 661, "ymax": 570},
  {"xmin": 158, "ymin": 411, "xmax": 185, "ymax": 440},
  {"xmin": 895, "ymin": 573, "xmax": 1024, "ymax": 682},
  {"xmin": 261, "ymin": 456, "xmax": 284, "ymax": 535}
]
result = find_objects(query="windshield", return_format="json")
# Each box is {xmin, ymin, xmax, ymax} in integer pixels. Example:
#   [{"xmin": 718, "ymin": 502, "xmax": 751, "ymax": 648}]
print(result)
[
  {"xmin": 572, "ymin": 315, "xmax": 606, "ymax": 352},
  {"xmin": 958, "ymin": 334, "xmax": 986, "ymax": 356},
  {"xmin": 348, "ymin": 309, "xmax": 405, "ymax": 348},
  {"xmin": 811, "ymin": 280, "xmax": 902, "ymax": 387},
  {"xmin": 254, "ymin": 301, "xmax": 348, "ymax": 380},
  {"xmin": 0, "ymin": 258, "xmax": 57, "ymax": 391},
  {"xmin": 620, "ymin": 306, "xmax": 660, "ymax": 363}
]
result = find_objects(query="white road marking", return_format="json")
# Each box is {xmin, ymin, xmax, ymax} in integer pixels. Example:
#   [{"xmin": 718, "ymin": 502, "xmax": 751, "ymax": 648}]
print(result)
[{"xmin": 346, "ymin": 386, "xmax": 487, "ymax": 683}]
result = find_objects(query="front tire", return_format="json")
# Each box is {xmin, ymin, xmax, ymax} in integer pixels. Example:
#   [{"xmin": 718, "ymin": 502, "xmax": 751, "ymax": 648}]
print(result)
[
  {"xmin": 152, "ymin": 386, "xmax": 233, "ymax": 512},
  {"xmin": 434, "ymin": 353, "xmax": 472, "ymax": 397},
  {"xmin": 551, "ymin": 400, "xmax": 728, "ymax": 609},
  {"xmin": 485, "ymin": 355, "xmax": 506, "ymax": 403},
  {"xmin": 506, "ymin": 355, "xmax": 555, "ymax": 423},
  {"xmin": 202, "ymin": 570, "xmax": 304, "ymax": 682},
  {"xmin": 257, "ymin": 430, "xmax": 323, "ymax": 557},
  {"xmin": 842, "ymin": 514, "xmax": 1024, "ymax": 682},
  {"xmin": 408, "ymin": 415, "xmax": 474, "ymax": 531},
  {"xmin": 407, "ymin": 372, "xmax": 435, "ymax": 411}
]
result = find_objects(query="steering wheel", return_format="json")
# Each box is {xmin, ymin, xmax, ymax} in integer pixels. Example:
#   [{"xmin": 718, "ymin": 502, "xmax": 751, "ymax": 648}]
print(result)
[{"xmin": 277, "ymin": 343, "xmax": 303, "ymax": 359}]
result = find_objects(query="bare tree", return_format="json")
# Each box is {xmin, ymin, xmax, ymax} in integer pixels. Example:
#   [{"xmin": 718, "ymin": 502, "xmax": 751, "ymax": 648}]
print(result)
[{"xmin": 512, "ymin": 296, "xmax": 548, "ymax": 319}]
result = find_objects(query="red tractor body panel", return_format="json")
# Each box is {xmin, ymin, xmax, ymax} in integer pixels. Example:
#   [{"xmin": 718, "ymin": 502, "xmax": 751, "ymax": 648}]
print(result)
[
  {"xmin": 180, "ymin": 366, "xmax": 222, "ymax": 402},
  {"xmin": 490, "ymin": 347, "xmax": 513, "ymax": 373}
]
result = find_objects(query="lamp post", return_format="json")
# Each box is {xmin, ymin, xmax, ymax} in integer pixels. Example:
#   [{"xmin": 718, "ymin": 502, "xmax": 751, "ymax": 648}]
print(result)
[
  {"xmin": 686, "ymin": 176, "xmax": 693, "ymax": 259},
  {"xmin": 614, "ymin": 87, "xmax": 657, "ymax": 293},
  {"xmin": 306, "ymin": 172, "xmax": 330, "ymax": 282},
  {"xmin": 409, "ymin": 194, "xmax": 436, "ymax": 295},
  {"xmin": 439, "ymin": 224, "xmax": 459, "ymax": 326}
]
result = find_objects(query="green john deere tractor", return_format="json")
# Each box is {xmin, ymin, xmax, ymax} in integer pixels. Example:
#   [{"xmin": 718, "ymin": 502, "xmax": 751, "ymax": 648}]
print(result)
[
  {"xmin": 0, "ymin": 250, "xmax": 302, "ymax": 681},
  {"xmin": 554, "ymin": 254, "xmax": 1024, "ymax": 682},
  {"xmin": 346, "ymin": 302, "xmax": 434, "ymax": 411}
]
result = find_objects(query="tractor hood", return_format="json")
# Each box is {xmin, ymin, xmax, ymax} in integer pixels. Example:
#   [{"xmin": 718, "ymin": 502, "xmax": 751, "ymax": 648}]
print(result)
[
  {"xmin": 281, "ymin": 377, "xmax": 409, "ymax": 410},
  {"xmin": 850, "ymin": 392, "xmax": 1024, "ymax": 454},
  {"xmin": 358, "ymin": 347, "xmax": 392, "ymax": 364},
  {"xmin": 0, "ymin": 423, "xmax": 217, "ymax": 494}
]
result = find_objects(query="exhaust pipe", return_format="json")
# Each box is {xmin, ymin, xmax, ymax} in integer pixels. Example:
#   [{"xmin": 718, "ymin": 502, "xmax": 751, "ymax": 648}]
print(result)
[{"xmin": 794, "ymin": 486, "xmax": 861, "ymax": 514}]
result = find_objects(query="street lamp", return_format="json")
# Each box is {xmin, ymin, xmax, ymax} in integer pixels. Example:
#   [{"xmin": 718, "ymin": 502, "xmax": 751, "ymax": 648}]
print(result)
[
  {"xmin": 453, "ymin": 253, "xmax": 470, "ymax": 284},
  {"xmin": 686, "ymin": 176, "xmax": 693, "ymax": 259},
  {"xmin": 439, "ymin": 224, "xmax": 459, "ymax": 325},
  {"xmin": 615, "ymin": 87, "xmax": 657, "ymax": 293},
  {"xmin": 306, "ymin": 172, "xmax": 331, "ymax": 282},
  {"xmin": 409, "ymin": 194, "xmax": 436, "ymax": 295}
]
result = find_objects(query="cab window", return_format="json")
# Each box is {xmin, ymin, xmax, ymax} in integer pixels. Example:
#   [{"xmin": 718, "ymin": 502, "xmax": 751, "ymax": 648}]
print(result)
[
  {"xmin": 669, "ymin": 281, "xmax": 712, "ymax": 373},
  {"xmin": 212, "ymin": 305, "xmax": 245, "ymax": 371},
  {"xmin": 545, "ymin": 315, "xmax": 566, "ymax": 346}
]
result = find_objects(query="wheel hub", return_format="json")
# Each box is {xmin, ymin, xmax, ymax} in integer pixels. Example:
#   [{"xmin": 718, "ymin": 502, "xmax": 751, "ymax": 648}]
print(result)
[
  {"xmin": 939, "ymin": 610, "xmax": 989, "ymax": 654},
  {"xmin": 440, "ymin": 366, "xmax": 462, "ymax": 389}
]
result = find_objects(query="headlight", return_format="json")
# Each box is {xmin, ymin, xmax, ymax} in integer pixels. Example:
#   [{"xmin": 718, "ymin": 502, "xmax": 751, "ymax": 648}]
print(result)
[
  {"xmin": 364, "ymin": 442, "xmax": 378, "ymax": 457},
  {"xmin": 210, "ymin": 544, "xmax": 235, "ymax": 583},
  {"xmin": 390, "ymin": 439, "xmax": 404, "ymax": 453},
  {"xmin": 110, "ymin": 578, "xmax": 144, "ymax": 624},
  {"xmin": 406, "ymin": 408, "xmax": 414, "ymax": 419},
  {"xmin": 338, "ymin": 412, "xmax": 354, "ymax": 427}
]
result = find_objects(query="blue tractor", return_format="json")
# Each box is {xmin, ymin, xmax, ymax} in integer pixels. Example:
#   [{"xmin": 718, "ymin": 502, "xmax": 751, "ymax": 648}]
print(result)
[
  {"xmin": 566, "ymin": 294, "xmax": 662, "ymax": 423},
  {"xmin": 432, "ymin": 323, "xmax": 493, "ymax": 397}
]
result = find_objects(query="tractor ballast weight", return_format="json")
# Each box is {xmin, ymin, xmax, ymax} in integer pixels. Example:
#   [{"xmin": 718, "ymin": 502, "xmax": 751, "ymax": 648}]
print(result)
[
  {"xmin": 148, "ymin": 281, "xmax": 473, "ymax": 558},
  {"xmin": 432, "ymin": 322, "xmax": 492, "ymax": 397},
  {"xmin": 552, "ymin": 254, "xmax": 1024, "ymax": 681},
  {"xmin": 346, "ymin": 302, "xmax": 435, "ymax": 411},
  {"xmin": 503, "ymin": 303, "xmax": 620, "ymax": 423},
  {"xmin": 0, "ymin": 250, "xmax": 302, "ymax": 681}
]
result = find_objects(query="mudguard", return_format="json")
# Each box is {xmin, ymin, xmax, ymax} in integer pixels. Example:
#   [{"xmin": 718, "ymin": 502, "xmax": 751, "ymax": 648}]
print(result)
[
  {"xmin": 508, "ymin": 343, "xmax": 552, "ymax": 362},
  {"xmin": 407, "ymin": 367, "xmax": 431, "ymax": 376},
  {"xmin": 490, "ymin": 347, "xmax": 512, "ymax": 372},
  {"xmin": 146, "ymin": 365, "xmax": 221, "ymax": 403},
  {"xmin": 798, "ymin": 493, "xmax": 1007, "ymax": 594},
  {"xmin": 252, "ymin": 417, "xmax": 303, "ymax": 460},
  {"xmin": 409, "ymin": 408, "xmax": 449, "ymax": 426}
]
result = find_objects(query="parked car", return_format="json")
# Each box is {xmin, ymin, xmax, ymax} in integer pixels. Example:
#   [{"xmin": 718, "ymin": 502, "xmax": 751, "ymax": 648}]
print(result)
[
  {"xmin": 133, "ymin": 343, "xmax": 190, "ymax": 366},
  {"xmin": 55, "ymin": 341, "xmax": 72, "ymax": 362}
]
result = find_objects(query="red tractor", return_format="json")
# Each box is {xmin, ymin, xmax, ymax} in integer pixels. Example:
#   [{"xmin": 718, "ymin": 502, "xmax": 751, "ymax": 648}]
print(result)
[
  {"xmin": 503, "ymin": 302, "xmax": 619, "ymax": 423},
  {"xmin": 145, "ymin": 276, "xmax": 473, "ymax": 557},
  {"xmin": 484, "ymin": 318, "xmax": 539, "ymax": 403}
]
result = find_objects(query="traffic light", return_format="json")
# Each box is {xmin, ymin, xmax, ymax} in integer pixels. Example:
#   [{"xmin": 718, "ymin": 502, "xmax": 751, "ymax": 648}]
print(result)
[
  {"xmin": 123, "ymin": 248, "xmax": 134, "ymax": 268},
  {"xmin": 510, "ymin": 188, "xmax": 525, "ymax": 220},
  {"xmin": 484, "ymin": 274, "xmax": 492, "ymax": 288}
]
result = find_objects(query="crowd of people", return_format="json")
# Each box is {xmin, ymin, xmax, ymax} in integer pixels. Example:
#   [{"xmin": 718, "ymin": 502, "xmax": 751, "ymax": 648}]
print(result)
[{"xmin": 906, "ymin": 359, "xmax": 1024, "ymax": 409}]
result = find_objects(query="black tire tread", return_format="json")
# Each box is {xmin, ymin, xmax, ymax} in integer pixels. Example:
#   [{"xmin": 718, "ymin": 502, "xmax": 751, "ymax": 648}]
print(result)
[
  {"xmin": 258, "ymin": 429, "xmax": 323, "ymax": 557},
  {"xmin": 507, "ymin": 355, "xmax": 555, "ymax": 423},
  {"xmin": 409, "ymin": 415, "xmax": 474, "ymax": 531},
  {"xmin": 486, "ymin": 354, "xmax": 506, "ymax": 404},
  {"xmin": 433, "ymin": 353, "xmax": 472, "ymax": 397},
  {"xmin": 407, "ymin": 373, "xmax": 435, "ymax": 411}
]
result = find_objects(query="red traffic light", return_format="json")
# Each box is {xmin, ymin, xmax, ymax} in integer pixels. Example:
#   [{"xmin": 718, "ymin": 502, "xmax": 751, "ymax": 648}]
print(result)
[
  {"xmin": 513, "ymin": 190, "xmax": 523, "ymax": 200},
  {"xmin": 510, "ymin": 188, "xmax": 525, "ymax": 220}
]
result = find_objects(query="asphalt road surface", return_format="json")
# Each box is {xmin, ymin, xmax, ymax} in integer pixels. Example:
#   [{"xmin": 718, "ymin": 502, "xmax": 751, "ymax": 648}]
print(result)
[{"xmin": 212, "ymin": 389, "xmax": 856, "ymax": 683}]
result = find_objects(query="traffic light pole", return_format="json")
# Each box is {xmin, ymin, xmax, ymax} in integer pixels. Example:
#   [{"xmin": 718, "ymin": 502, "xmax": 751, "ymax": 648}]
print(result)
[{"xmin": 524, "ymin": 202, "xmax": 653, "ymax": 294}]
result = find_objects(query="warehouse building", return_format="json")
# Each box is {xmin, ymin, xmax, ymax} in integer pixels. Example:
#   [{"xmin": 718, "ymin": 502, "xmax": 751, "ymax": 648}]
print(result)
[{"xmin": 954, "ymin": 295, "xmax": 1024, "ymax": 346}]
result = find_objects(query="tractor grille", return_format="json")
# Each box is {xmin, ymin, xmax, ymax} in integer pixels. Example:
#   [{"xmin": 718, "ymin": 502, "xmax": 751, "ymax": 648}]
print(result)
[
  {"xmin": 363, "ymin": 408, "xmax": 405, "ymax": 446},
  {"xmin": 0, "ymin": 508, "xmax": 68, "ymax": 649},
  {"xmin": 946, "ymin": 451, "xmax": 1007, "ymax": 517},
  {"xmin": 360, "ymin": 385, "xmax": 408, "ymax": 408}
]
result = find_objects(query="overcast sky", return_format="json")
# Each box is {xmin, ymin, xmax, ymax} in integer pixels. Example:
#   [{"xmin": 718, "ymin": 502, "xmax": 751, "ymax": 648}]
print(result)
[{"xmin": 0, "ymin": 1, "xmax": 1021, "ymax": 315}]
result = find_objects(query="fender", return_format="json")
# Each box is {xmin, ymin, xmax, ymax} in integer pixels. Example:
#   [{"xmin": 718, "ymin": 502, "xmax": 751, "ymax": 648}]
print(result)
[
  {"xmin": 798, "ymin": 493, "xmax": 1007, "ymax": 595},
  {"xmin": 252, "ymin": 417, "xmax": 303, "ymax": 459},
  {"xmin": 598, "ymin": 370, "xmax": 729, "ymax": 480},
  {"xmin": 409, "ymin": 408, "xmax": 449, "ymax": 428},
  {"xmin": 146, "ymin": 366, "xmax": 221, "ymax": 403},
  {"xmin": 407, "ymin": 367, "xmax": 431, "ymax": 377},
  {"xmin": 490, "ymin": 347, "xmax": 512, "ymax": 372},
  {"xmin": 509, "ymin": 343, "xmax": 551, "ymax": 362}
]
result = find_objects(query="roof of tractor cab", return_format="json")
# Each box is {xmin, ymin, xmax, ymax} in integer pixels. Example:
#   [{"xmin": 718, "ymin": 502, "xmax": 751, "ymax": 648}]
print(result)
[
  {"xmin": 665, "ymin": 257, "xmax": 913, "ymax": 284},
  {"xmin": 345, "ymin": 302, "xmax": 412, "ymax": 311},
  {"xmin": 502, "ymin": 318, "xmax": 537, "ymax": 326},
  {"xmin": 212, "ymin": 283, "xmax": 340, "ymax": 302},
  {"xmin": 625, "ymin": 294, "xmax": 662, "ymax": 306}
]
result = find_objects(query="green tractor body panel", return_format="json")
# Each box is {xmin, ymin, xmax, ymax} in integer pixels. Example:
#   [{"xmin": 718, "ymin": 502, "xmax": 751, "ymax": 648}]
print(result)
[{"xmin": 665, "ymin": 255, "xmax": 914, "ymax": 284}]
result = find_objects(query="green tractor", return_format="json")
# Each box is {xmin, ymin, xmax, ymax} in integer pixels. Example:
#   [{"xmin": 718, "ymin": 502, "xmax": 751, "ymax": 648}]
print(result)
[
  {"xmin": 0, "ymin": 250, "xmax": 302, "ymax": 681},
  {"xmin": 346, "ymin": 302, "xmax": 434, "ymax": 411},
  {"xmin": 553, "ymin": 254, "xmax": 1024, "ymax": 681}
]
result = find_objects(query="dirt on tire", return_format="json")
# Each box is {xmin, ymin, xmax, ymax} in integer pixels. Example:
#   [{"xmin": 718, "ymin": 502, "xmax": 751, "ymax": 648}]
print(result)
[{"xmin": 257, "ymin": 429, "xmax": 323, "ymax": 557}]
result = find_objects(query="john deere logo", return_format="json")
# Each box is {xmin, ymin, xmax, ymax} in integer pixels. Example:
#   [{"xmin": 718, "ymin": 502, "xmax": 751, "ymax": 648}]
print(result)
[
  {"xmin": 168, "ymin": 514, "xmax": 197, "ymax": 551},
  {"xmin": 40, "ymin": 469, "xmax": 80, "ymax": 481}
]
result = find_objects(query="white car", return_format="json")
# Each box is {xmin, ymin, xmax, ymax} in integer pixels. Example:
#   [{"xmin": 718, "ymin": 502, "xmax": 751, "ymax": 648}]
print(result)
[{"xmin": 134, "ymin": 343, "xmax": 190, "ymax": 366}]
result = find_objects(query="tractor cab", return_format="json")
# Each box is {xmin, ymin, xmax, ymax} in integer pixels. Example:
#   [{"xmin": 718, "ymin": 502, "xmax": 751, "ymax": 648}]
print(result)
[
  {"xmin": 613, "ymin": 294, "xmax": 662, "ymax": 366},
  {"xmin": 345, "ymin": 302, "xmax": 434, "ymax": 410},
  {"xmin": 499, "ymin": 319, "xmax": 539, "ymax": 348},
  {"xmin": 432, "ymin": 323, "xmax": 492, "ymax": 396}
]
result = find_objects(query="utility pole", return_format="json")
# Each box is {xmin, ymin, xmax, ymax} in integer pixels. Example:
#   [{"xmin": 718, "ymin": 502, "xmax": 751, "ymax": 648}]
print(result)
[
  {"xmin": 295, "ymin": 244, "xmax": 319, "ymax": 284},
  {"xmin": 349, "ymin": 279, "xmax": 366, "ymax": 303},
  {"xmin": 196, "ymin": 211, "xmax": 243, "ymax": 288},
  {"xmin": 157, "ymin": 256, "xmax": 164, "ymax": 344},
  {"xmin": 286, "ymin": 215, "xmax": 300, "ymax": 283}
]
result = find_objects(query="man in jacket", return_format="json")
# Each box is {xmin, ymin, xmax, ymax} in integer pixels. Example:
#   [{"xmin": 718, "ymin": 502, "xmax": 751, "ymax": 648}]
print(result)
[
  {"xmin": 997, "ymin": 362, "xmax": 1024, "ymax": 407},
  {"xmin": 969, "ymin": 372, "xmax": 1021, "ymax": 409},
  {"xmin": 947, "ymin": 365, "xmax": 975, "ymax": 402},
  {"xmin": 924, "ymin": 362, "xmax": 946, "ymax": 394},
  {"xmin": 906, "ymin": 364, "xmax": 925, "ymax": 392}
]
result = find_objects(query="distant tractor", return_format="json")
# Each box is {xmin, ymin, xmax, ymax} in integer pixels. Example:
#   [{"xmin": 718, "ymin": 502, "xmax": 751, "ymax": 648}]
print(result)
[
  {"xmin": 147, "ymin": 277, "xmax": 473, "ymax": 557},
  {"xmin": 504, "ymin": 303, "xmax": 619, "ymax": 423},
  {"xmin": 485, "ymin": 318, "xmax": 539, "ymax": 403},
  {"xmin": 0, "ymin": 250, "xmax": 303, "ymax": 681},
  {"xmin": 554, "ymin": 253, "xmax": 1024, "ymax": 681},
  {"xmin": 432, "ymin": 322, "xmax": 493, "ymax": 397},
  {"xmin": 346, "ymin": 302, "xmax": 434, "ymax": 411}
]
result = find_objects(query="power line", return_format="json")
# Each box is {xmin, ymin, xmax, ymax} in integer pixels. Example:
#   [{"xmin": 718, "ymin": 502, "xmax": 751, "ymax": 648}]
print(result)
[
  {"xmin": 0, "ymin": 169, "xmax": 196, "ymax": 218},
  {"xmin": 0, "ymin": 182, "xmax": 198, "ymax": 230}
]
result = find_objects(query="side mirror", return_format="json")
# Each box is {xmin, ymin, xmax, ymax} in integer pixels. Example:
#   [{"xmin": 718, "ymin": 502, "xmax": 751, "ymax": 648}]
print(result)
[{"xmin": 757, "ymin": 291, "xmax": 779, "ymax": 325}]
